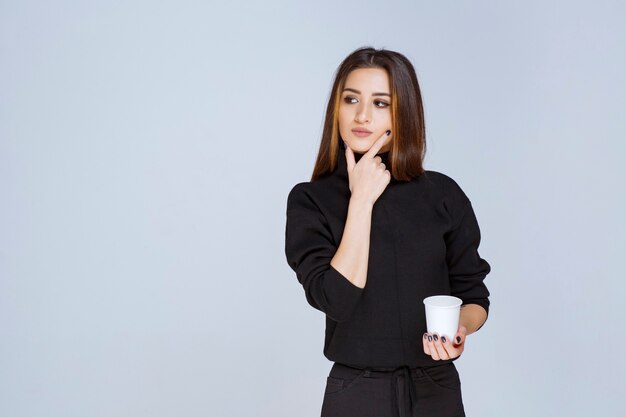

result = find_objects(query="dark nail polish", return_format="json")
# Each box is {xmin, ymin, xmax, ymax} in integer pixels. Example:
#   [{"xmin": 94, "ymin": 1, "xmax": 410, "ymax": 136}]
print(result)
[
  {"xmin": 386, "ymin": 130, "xmax": 391, "ymax": 136},
  {"xmin": 423, "ymin": 333, "xmax": 428, "ymax": 339},
  {"xmin": 428, "ymin": 335, "xmax": 432, "ymax": 342},
  {"xmin": 441, "ymin": 336, "xmax": 446, "ymax": 343},
  {"xmin": 456, "ymin": 336, "xmax": 461, "ymax": 343},
  {"xmin": 433, "ymin": 335, "xmax": 438, "ymax": 341}
]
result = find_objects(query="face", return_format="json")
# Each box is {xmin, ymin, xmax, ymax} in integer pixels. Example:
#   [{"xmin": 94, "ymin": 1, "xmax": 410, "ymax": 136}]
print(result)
[{"xmin": 338, "ymin": 67, "xmax": 393, "ymax": 154}]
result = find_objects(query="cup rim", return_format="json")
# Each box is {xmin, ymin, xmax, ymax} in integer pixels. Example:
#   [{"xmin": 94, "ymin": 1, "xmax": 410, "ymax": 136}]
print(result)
[{"xmin": 423, "ymin": 295, "xmax": 462, "ymax": 307}]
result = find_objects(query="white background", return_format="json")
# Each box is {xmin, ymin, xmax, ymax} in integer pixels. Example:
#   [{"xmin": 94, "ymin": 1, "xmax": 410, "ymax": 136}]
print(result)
[{"xmin": 2, "ymin": 1, "xmax": 625, "ymax": 416}]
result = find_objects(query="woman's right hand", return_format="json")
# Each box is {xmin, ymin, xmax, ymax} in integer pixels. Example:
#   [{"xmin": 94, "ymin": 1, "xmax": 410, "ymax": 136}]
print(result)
[{"xmin": 344, "ymin": 131, "xmax": 392, "ymax": 206}]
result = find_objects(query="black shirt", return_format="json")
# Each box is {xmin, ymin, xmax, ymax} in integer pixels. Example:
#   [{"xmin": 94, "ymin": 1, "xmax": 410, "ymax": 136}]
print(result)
[{"xmin": 284, "ymin": 149, "xmax": 491, "ymax": 368}]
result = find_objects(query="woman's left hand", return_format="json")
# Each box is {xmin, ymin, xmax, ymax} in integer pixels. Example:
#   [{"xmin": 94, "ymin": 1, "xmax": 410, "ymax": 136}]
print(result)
[{"xmin": 423, "ymin": 325, "xmax": 467, "ymax": 360}]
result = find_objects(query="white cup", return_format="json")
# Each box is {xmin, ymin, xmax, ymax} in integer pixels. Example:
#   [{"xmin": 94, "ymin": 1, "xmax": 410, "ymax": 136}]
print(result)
[{"xmin": 423, "ymin": 295, "xmax": 462, "ymax": 341}]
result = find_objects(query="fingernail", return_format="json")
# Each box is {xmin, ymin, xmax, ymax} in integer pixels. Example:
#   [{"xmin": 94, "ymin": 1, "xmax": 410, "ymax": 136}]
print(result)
[
  {"xmin": 441, "ymin": 336, "xmax": 446, "ymax": 343},
  {"xmin": 433, "ymin": 335, "xmax": 438, "ymax": 341},
  {"xmin": 456, "ymin": 336, "xmax": 461, "ymax": 343},
  {"xmin": 423, "ymin": 333, "xmax": 428, "ymax": 339},
  {"xmin": 386, "ymin": 130, "xmax": 391, "ymax": 136},
  {"xmin": 428, "ymin": 335, "xmax": 432, "ymax": 342}
]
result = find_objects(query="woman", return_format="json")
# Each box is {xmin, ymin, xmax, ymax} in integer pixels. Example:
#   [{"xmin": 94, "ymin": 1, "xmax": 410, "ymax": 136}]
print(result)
[{"xmin": 284, "ymin": 46, "xmax": 491, "ymax": 417}]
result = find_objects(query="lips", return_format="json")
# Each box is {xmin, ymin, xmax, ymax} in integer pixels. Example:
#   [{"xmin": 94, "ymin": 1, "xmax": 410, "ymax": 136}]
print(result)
[{"xmin": 352, "ymin": 128, "xmax": 373, "ymax": 137}]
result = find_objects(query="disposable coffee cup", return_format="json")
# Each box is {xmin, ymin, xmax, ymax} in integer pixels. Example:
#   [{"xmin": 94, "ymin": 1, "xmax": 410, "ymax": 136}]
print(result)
[{"xmin": 423, "ymin": 295, "xmax": 462, "ymax": 341}]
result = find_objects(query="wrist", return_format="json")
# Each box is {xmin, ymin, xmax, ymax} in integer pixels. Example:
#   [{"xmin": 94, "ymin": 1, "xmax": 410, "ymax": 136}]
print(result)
[
  {"xmin": 459, "ymin": 304, "xmax": 486, "ymax": 336},
  {"xmin": 349, "ymin": 195, "xmax": 374, "ymax": 209}
]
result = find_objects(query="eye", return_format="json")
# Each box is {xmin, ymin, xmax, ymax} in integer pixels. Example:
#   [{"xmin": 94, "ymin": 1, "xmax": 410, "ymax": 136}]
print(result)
[{"xmin": 343, "ymin": 96, "xmax": 389, "ymax": 108}]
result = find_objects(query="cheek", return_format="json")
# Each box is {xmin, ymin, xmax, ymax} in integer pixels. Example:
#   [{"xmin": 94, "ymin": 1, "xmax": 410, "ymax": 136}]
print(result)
[
  {"xmin": 337, "ymin": 109, "xmax": 351, "ymax": 130},
  {"xmin": 382, "ymin": 113, "xmax": 392, "ymax": 127}
]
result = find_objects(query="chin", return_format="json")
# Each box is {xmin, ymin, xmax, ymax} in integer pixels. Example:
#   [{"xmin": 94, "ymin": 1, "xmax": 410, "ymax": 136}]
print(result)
[
  {"xmin": 348, "ymin": 145, "xmax": 369, "ymax": 154},
  {"xmin": 349, "ymin": 138, "xmax": 376, "ymax": 152}
]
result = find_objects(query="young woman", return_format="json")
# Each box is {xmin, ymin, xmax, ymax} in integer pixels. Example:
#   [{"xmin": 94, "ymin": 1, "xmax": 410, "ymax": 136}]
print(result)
[{"xmin": 284, "ymin": 46, "xmax": 492, "ymax": 417}]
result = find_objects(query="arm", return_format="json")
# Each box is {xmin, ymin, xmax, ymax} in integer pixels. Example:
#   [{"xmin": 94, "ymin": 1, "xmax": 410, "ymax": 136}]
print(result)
[
  {"xmin": 285, "ymin": 136, "xmax": 390, "ymax": 321},
  {"xmin": 285, "ymin": 185, "xmax": 372, "ymax": 322},
  {"xmin": 446, "ymin": 201, "xmax": 492, "ymax": 332},
  {"xmin": 333, "ymin": 134, "xmax": 391, "ymax": 289},
  {"xmin": 423, "ymin": 192, "xmax": 492, "ymax": 360},
  {"xmin": 330, "ymin": 195, "xmax": 374, "ymax": 289}
]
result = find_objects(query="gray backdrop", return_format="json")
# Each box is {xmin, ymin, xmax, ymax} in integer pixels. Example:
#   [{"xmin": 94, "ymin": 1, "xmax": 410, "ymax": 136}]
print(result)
[{"xmin": 1, "ymin": 1, "xmax": 625, "ymax": 416}]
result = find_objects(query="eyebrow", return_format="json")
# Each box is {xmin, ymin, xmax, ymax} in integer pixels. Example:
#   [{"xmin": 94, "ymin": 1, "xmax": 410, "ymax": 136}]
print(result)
[{"xmin": 342, "ymin": 87, "xmax": 391, "ymax": 97}]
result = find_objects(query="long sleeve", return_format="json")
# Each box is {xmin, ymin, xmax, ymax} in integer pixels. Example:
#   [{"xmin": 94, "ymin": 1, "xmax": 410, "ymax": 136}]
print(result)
[
  {"xmin": 285, "ymin": 184, "xmax": 364, "ymax": 323},
  {"xmin": 443, "ymin": 187, "xmax": 492, "ymax": 326}
]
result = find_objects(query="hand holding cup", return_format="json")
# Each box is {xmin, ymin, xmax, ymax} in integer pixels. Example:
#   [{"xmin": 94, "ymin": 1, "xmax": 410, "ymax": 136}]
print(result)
[
  {"xmin": 422, "ymin": 295, "xmax": 466, "ymax": 360},
  {"xmin": 423, "ymin": 324, "xmax": 467, "ymax": 360}
]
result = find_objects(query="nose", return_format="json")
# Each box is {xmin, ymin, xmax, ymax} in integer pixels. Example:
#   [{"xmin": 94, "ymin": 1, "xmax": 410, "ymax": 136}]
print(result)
[{"xmin": 354, "ymin": 103, "xmax": 371, "ymax": 123}]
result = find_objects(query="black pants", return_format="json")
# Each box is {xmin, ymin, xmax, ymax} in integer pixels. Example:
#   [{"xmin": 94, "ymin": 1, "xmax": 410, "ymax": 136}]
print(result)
[{"xmin": 320, "ymin": 362, "xmax": 465, "ymax": 417}]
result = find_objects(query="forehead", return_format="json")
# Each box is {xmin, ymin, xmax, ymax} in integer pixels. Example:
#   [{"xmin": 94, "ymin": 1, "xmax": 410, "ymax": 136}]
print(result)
[{"xmin": 343, "ymin": 68, "xmax": 390, "ymax": 93}]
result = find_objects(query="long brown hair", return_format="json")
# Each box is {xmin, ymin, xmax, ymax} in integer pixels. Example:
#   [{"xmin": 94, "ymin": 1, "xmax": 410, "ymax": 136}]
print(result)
[{"xmin": 311, "ymin": 46, "xmax": 426, "ymax": 182}]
